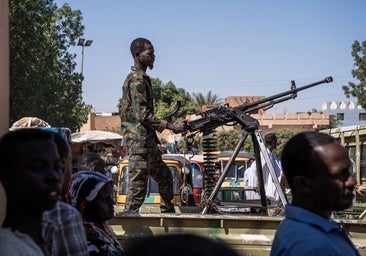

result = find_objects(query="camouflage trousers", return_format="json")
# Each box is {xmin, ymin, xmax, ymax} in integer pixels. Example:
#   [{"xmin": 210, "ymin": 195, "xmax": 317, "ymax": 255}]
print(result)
[{"xmin": 124, "ymin": 150, "xmax": 174, "ymax": 213}]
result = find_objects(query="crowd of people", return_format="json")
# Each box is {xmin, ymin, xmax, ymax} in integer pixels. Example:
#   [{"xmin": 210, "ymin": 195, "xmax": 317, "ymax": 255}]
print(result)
[
  {"xmin": 0, "ymin": 127, "xmax": 360, "ymax": 255},
  {"xmin": 0, "ymin": 36, "xmax": 361, "ymax": 255},
  {"xmin": 0, "ymin": 128, "xmax": 124, "ymax": 255}
]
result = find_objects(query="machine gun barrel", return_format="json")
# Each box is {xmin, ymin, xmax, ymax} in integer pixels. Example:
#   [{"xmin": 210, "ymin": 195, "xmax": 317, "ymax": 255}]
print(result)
[
  {"xmin": 188, "ymin": 76, "xmax": 333, "ymax": 133},
  {"xmin": 237, "ymin": 76, "xmax": 333, "ymax": 113}
]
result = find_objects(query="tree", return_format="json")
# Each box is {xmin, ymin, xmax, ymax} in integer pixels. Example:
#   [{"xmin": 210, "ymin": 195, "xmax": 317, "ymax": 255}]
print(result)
[
  {"xmin": 152, "ymin": 78, "xmax": 196, "ymax": 121},
  {"xmin": 306, "ymin": 108, "xmax": 323, "ymax": 115},
  {"xmin": 214, "ymin": 128, "xmax": 300, "ymax": 157},
  {"xmin": 122, "ymin": 78, "xmax": 196, "ymax": 121},
  {"xmin": 274, "ymin": 128, "xmax": 299, "ymax": 157},
  {"xmin": 215, "ymin": 130, "xmax": 254, "ymax": 153},
  {"xmin": 343, "ymin": 40, "xmax": 366, "ymax": 109},
  {"xmin": 216, "ymin": 130, "xmax": 242, "ymax": 151},
  {"xmin": 9, "ymin": 0, "xmax": 90, "ymax": 131},
  {"xmin": 191, "ymin": 91, "xmax": 223, "ymax": 113},
  {"xmin": 117, "ymin": 78, "xmax": 195, "ymax": 124},
  {"xmin": 329, "ymin": 114, "xmax": 342, "ymax": 128}
]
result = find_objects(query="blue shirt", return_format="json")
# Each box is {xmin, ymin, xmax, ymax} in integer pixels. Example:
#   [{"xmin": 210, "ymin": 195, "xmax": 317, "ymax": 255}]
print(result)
[{"xmin": 270, "ymin": 205, "xmax": 360, "ymax": 256}]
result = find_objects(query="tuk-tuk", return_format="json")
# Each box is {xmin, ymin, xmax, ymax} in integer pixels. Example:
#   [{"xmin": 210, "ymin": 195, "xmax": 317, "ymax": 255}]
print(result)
[
  {"xmin": 189, "ymin": 151, "xmax": 255, "ymax": 204},
  {"xmin": 215, "ymin": 151, "xmax": 255, "ymax": 202},
  {"xmin": 187, "ymin": 154, "xmax": 205, "ymax": 205},
  {"xmin": 116, "ymin": 154, "xmax": 196, "ymax": 208},
  {"xmin": 215, "ymin": 151, "xmax": 254, "ymax": 188}
]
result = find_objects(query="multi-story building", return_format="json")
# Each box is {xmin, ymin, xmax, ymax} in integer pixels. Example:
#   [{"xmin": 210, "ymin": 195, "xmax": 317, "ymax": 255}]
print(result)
[{"xmin": 322, "ymin": 100, "xmax": 366, "ymax": 127}]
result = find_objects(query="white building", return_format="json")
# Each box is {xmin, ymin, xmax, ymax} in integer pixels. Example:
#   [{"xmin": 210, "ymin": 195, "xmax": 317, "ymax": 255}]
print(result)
[{"xmin": 322, "ymin": 100, "xmax": 366, "ymax": 127}]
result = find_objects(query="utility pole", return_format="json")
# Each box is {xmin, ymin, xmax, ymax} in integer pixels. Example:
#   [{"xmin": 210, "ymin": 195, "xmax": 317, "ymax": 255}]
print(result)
[{"xmin": 77, "ymin": 38, "xmax": 93, "ymax": 81}]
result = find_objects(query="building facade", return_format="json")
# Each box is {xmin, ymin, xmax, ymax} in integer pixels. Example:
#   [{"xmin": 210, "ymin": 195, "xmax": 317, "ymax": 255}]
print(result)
[{"xmin": 322, "ymin": 100, "xmax": 366, "ymax": 127}]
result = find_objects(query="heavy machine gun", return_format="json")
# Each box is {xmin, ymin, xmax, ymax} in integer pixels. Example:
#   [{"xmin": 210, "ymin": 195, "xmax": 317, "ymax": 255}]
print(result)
[
  {"xmin": 185, "ymin": 77, "xmax": 333, "ymax": 214},
  {"xmin": 187, "ymin": 76, "xmax": 333, "ymax": 133}
]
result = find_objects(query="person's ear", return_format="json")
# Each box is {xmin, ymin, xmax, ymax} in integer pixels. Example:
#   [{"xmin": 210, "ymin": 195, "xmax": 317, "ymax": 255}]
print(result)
[{"xmin": 293, "ymin": 176, "xmax": 313, "ymax": 194}]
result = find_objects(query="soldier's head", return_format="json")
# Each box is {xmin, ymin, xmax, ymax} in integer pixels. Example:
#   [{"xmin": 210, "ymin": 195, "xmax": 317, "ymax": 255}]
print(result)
[
  {"xmin": 130, "ymin": 38, "xmax": 151, "ymax": 57},
  {"xmin": 130, "ymin": 37, "xmax": 155, "ymax": 70}
]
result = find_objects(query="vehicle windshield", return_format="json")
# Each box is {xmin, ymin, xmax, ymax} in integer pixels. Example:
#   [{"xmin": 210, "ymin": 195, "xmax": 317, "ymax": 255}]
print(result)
[{"xmin": 221, "ymin": 162, "xmax": 248, "ymax": 181}]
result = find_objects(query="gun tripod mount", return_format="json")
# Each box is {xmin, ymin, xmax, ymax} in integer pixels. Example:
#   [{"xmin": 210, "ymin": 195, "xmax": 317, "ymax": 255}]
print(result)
[
  {"xmin": 193, "ymin": 77, "xmax": 334, "ymax": 214},
  {"xmin": 200, "ymin": 113, "xmax": 287, "ymax": 214}
]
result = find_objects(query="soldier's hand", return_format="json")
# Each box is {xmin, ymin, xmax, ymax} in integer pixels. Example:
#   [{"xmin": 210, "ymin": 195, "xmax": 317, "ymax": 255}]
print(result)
[{"xmin": 168, "ymin": 120, "xmax": 187, "ymax": 134}]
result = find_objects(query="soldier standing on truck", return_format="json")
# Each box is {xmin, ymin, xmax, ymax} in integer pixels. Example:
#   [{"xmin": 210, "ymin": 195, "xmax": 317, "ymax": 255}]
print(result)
[{"xmin": 119, "ymin": 37, "xmax": 186, "ymax": 213}]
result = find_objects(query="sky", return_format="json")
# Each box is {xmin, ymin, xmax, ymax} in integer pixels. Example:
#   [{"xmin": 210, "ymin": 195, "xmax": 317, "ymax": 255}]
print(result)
[{"xmin": 55, "ymin": 0, "xmax": 366, "ymax": 114}]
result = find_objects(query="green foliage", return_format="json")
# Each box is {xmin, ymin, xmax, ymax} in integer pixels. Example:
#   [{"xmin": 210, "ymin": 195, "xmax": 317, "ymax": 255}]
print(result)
[
  {"xmin": 215, "ymin": 130, "xmax": 254, "ymax": 153},
  {"xmin": 329, "ymin": 114, "xmax": 342, "ymax": 128},
  {"xmin": 191, "ymin": 135, "xmax": 203, "ymax": 151},
  {"xmin": 214, "ymin": 128, "xmax": 300, "ymax": 157},
  {"xmin": 216, "ymin": 130, "xmax": 241, "ymax": 151},
  {"xmin": 343, "ymin": 40, "xmax": 366, "ymax": 109},
  {"xmin": 9, "ymin": 0, "xmax": 90, "ymax": 131},
  {"xmin": 191, "ymin": 91, "xmax": 223, "ymax": 113},
  {"xmin": 273, "ymin": 128, "xmax": 300, "ymax": 156},
  {"xmin": 306, "ymin": 108, "xmax": 323, "ymax": 115},
  {"xmin": 117, "ymin": 78, "xmax": 195, "ymax": 123},
  {"xmin": 151, "ymin": 78, "xmax": 196, "ymax": 121}
]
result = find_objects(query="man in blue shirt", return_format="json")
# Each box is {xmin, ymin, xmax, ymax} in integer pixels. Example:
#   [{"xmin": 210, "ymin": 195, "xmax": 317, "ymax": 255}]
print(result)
[{"xmin": 271, "ymin": 131, "xmax": 360, "ymax": 256}]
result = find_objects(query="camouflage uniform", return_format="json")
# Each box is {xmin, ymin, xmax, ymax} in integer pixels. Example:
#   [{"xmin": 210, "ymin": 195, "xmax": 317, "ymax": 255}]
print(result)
[{"xmin": 120, "ymin": 66, "xmax": 174, "ymax": 213}]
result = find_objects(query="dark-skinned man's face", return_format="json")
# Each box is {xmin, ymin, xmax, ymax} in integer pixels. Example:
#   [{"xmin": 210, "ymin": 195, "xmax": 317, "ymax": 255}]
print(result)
[{"xmin": 8, "ymin": 139, "xmax": 62, "ymax": 212}]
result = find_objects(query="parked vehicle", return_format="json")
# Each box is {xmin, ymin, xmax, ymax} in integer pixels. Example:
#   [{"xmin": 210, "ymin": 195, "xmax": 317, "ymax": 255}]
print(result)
[
  {"xmin": 214, "ymin": 151, "xmax": 255, "ymax": 202},
  {"xmin": 116, "ymin": 154, "xmax": 196, "ymax": 208},
  {"xmin": 188, "ymin": 154, "xmax": 205, "ymax": 205},
  {"xmin": 187, "ymin": 151, "xmax": 255, "ymax": 204}
]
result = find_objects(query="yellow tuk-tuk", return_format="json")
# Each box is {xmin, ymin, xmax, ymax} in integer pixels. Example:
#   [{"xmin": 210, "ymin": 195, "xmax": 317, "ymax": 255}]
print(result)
[
  {"xmin": 116, "ymin": 154, "xmax": 196, "ymax": 208},
  {"xmin": 215, "ymin": 151, "xmax": 255, "ymax": 188},
  {"xmin": 187, "ymin": 151, "xmax": 255, "ymax": 204},
  {"xmin": 208, "ymin": 151, "xmax": 255, "ymax": 202}
]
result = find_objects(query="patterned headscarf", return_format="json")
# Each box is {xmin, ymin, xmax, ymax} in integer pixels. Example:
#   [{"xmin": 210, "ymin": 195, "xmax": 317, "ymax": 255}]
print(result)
[{"xmin": 67, "ymin": 171, "xmax": 113, "ymax": 215}]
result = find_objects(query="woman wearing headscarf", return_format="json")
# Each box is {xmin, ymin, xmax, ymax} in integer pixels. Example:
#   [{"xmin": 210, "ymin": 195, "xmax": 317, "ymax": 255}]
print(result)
[{"xmin": 67, "ymin": 171, "xmax": 124, "ymax": 256}]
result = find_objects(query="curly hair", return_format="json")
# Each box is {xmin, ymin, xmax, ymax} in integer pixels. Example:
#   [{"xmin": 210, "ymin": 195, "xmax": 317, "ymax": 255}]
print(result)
[{"xmin": 130, "ymin": 37, "xmax": 152, "ymax": 58}]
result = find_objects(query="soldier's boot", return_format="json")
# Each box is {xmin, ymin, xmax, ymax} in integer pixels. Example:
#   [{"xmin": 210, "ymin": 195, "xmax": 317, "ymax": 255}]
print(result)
[
  {"xmin": 160, "ymin": 202, "xmax": 175, "ymax": 213},
  {"xmin": 160, "ymin": 191, "xmax": 175, "ymax": 213}
]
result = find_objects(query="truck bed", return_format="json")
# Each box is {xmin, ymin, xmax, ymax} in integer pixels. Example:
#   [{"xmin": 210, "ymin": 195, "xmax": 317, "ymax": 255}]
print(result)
[{"xmin": 111, "ymin": 206, "xmax": 366, "ymax": 256}]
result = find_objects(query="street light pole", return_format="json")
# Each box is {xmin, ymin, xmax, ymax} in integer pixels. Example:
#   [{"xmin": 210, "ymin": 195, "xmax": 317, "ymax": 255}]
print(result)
[{"xmin": 77, "ymin": 38, "xmax": 93, "ymax": 79}]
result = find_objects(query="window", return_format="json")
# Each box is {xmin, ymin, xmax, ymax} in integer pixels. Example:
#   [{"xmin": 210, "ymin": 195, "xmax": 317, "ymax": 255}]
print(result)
[
  {"xmin": 337, "ymin": 113, "xmax": 345, "ymax": 120},
  {"xmin": 359, "ymin": 113, "xmax": 366, "ymax": 121}
]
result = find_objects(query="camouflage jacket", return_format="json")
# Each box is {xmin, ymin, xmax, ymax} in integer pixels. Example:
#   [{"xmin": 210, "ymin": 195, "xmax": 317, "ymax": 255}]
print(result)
[{"xmin": 120, "ymin": 66, "xmax": 168, "ymax": 154}]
